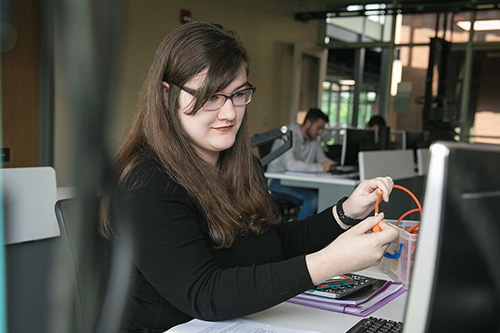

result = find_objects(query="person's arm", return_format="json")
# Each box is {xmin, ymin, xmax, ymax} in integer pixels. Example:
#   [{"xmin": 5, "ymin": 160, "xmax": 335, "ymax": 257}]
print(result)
[
  {"xmin": 313, "ymin": 142, "xmax": 337, "ymax": 171},
  {"xmin": 278, "ymin": 145, "xmax": 324, "ymax": 172},
  {"xmin": 314, "ymin": 141, "xmax": 329, "ymax": 164},
  {"xmin": 274, "ymin": 207, "xmax": 344, "ymax": 258},
  {"xmin": 125, "ymin": 164, "xmax": 314, "ymax": 321},
  {"xmin": 305, "ymin": 177, "xmax": 400, "ymax": 285},
  {"xmin": 273, "ymin": 176, "xmax": 399, "ymax": 286}
]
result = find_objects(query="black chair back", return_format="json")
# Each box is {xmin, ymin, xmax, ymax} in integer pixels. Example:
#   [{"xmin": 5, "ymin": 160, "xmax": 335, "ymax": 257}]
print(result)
[{"xmin": 55, "ymin": 198, "xmax": 110, "ymax": 332}]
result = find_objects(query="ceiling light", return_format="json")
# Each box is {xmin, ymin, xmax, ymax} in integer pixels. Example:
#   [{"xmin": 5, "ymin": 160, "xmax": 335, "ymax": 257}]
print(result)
[
  {"xmin": 339, "ymin": 79, "xmax": 356, "ymax": 85},
  {"xmin": 457, "ymin": 20, "xmax": 500, "ymax": 31},
  {"xmin": 347, "ymin": 5, "xmax": 363, "ymax": 11}
]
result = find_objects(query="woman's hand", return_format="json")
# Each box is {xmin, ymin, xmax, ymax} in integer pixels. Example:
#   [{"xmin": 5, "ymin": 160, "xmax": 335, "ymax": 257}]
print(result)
[
  {"xmin": 342, "ymin": 176, "xmax": 394, "ymax": 221},
  {"xmin": 305, "ymin": 213, "xmax": 399, "ymax": 285}
]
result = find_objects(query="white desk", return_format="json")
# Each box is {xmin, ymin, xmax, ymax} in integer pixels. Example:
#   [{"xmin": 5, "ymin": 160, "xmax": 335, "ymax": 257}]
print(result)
[
  {"xmin": 244, "ymin": 267, "xmax": 407, "ymax": 333},
  {"xmin": 265, "ymin": 172, "xmax": 360, "ymax": 213}
]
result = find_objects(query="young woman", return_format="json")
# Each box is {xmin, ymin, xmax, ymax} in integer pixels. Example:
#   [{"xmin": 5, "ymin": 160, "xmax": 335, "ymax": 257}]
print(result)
[{"xmin": 101, "ymin": 22, "xmax": 398, "ymax": 332}]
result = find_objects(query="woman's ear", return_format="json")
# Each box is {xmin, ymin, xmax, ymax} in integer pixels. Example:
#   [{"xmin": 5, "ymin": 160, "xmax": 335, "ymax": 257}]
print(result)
[{"xmin": 161, "ymin": 81, "xmax": 170, "ymax": 106}]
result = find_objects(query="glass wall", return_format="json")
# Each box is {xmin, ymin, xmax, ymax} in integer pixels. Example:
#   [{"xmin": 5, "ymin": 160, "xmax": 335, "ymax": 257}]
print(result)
[
  {"xmin": 321, "ymin": 47, "xmax": 383, "ymax": 130},
  {"xmin": 322, "ymin": 6, "xmax": 500, "ymax": 145},
  {"xmin": 474, "ymin": 9, "xmax": 500, "ymax": 42},
  {"xmin": 469, "ymin": 47, "xmax": 500, "ymax": 144},
  {"xmin": 392, "ymin": 45, "xmax": 430, "ymax": 131}
]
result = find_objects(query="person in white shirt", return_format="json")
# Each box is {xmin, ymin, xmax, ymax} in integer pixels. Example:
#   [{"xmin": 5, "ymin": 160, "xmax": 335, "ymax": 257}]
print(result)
[{"xmin": 267, "ymin": 108, "xmax": 336, "ymax": 219}]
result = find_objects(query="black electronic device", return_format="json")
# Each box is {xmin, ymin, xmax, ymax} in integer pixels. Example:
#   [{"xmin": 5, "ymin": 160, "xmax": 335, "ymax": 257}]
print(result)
[
  {"xmin": 404, "ymin": 130, "xmax": 431, "ymax": 163},
  {"xmin": 305, "ymin": 273, "xmax": 380, "ymax": 299},
  {"xmin": 404, "ymin": 130, "xmax": 429, "ymax": 151},
  {"xmin": 325, "ymin": 144, "xmax": 342, "ymax": 163},
  {"xmin": 347, "ymin": 316, "xmax": 403, "ymax": 333},
  {"xmin": 328, "ymin": 168, "xmax": 352, "ymax": 175},
  {"xmin": 403, "ymin": 141, "xmax": 500, "ymax": 332},
  {"xmin": 340, "ymin": 128, "xmax": 377, "ymax": 167},
  {"xmin": 251, "ymin": 126, "xmax": 292, "ymax": 167},
  {"xmin": 376, "ymin": 126, "xmax": 391, "ymax": 150}
]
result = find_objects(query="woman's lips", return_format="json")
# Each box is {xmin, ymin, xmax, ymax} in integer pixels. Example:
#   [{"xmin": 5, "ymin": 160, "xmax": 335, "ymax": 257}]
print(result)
[{"xmin": 214, "ymin": 125, "xmax": 234, "ymax": 131}]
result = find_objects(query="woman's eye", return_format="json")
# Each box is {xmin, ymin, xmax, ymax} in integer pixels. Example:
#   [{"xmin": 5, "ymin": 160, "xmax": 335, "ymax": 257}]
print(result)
[
  {"xmin": 233, "ymin": 91, "xmax": 245, "ymax": 98},
  {"xmin": 207, "ymin": 95, "xmax": 219, "ymax": 102}
]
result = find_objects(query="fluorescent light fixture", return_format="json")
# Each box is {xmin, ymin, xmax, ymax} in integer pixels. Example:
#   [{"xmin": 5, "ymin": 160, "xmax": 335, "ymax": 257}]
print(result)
[
  {"xmin": 366, "ymin": 10, "xmax": 384, "ymax": 16},
  {"xmin": 365, "ymin": 4, "xmax": 386, "ymax": 10},
  {"xmin": 347, "ymin": 5, "xmax": 363, "ymax": 11},
  {"xmin": 339, "ymin": 79, "xmax": 356, "ymax": 85},
  {"xmin": 457, "ymin": 19, "xmax": 500, "ymax": 31},
  {"xmin": 391, "ymin": 59, "xmax": 402, "ymax": 96}
]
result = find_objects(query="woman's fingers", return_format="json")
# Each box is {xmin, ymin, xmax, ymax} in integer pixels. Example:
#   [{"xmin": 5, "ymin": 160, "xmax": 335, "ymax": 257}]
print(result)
[{"xmin": 352, "ymin": 213, "xmax": 385, "ymax": 234}]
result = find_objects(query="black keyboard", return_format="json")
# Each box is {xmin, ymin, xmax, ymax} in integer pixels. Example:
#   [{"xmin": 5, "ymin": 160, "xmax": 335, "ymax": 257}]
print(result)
[
  {"xmin": 329, "ymin": 169, "xmax": 350, "ymax": 175},
  {"xmin": 328, "ymin": 169, "xmax": 359, "ymax": 179},
  {"xmin": 346, "ymin": 316, "xmax": 403, "ymax": 333},
  {"xmin": 329, "ymin": 168, "xmax": 357, "ymax": 175}
]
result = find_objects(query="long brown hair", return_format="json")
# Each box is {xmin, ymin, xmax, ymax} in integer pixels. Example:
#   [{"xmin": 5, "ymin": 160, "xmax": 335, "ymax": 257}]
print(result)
[{"xmin": 100, "ymin": 22, "xmax": 279, "ymax": 248}]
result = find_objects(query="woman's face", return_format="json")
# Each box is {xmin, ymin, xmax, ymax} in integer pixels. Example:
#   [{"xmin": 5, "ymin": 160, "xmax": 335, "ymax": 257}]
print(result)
[{"xmin": 176, "ymin": 66, "xmax": 248, "ymax": 166}]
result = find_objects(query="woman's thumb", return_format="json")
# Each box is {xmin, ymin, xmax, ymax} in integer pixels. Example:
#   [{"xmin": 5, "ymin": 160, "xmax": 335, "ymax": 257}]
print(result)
[{"xmin": 354, "ymin": 212, "xmax": 384, "ymax": 233}]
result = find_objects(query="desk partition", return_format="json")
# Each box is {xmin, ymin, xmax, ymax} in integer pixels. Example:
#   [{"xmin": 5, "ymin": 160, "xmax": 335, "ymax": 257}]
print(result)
[{"xmin": 358, "ymin": 150, "xmax": 415, "ymax": 181}]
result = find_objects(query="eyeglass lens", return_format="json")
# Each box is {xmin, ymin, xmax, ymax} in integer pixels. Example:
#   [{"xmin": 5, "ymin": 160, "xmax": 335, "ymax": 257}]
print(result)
[{"xmin": 204, "ymin": 88, "xmax": 254, "ymax": 111}]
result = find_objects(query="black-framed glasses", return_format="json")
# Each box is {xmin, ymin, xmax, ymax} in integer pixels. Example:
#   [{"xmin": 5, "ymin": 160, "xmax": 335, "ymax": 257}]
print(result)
[{"xmin": 176, "ymin": 83, "xmax": 256, "ymax": 111}]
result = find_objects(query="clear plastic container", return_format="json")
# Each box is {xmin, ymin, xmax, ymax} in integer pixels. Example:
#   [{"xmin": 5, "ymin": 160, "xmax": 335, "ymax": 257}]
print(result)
[{"xmin": 381, "ymin": 219, "xmax": 419, "ymax": 289}]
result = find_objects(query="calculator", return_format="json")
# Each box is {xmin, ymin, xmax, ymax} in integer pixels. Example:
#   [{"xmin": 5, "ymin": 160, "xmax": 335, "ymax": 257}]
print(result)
[{"xmin": 304, "ymin": 273, "xmax": 379, "ymax": 299}]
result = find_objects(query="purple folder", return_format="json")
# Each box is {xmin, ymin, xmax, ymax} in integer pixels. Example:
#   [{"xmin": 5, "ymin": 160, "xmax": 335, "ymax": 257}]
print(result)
[{"xmin": 287, "ymin": 281, "xmax": 405, "ymax": 317}]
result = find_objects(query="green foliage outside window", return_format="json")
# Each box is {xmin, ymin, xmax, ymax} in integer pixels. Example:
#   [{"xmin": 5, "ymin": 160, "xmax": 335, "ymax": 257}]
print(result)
[{"xmin": 322, "ymin": 81, "xmax": 376, "ymax": 129}]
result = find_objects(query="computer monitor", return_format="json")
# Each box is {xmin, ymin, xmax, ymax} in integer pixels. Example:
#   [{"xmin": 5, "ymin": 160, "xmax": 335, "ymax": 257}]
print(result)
[
  {"xmin": 376, "ymin": 126, "xmax": 391, "ymax": 150},
  {"xmin": 340, "ymin": 128, "xmax": 376, "ymax": 167},
  {"xmin": 404, "ymin": 130, "xmax": 430, "ymax": 151},
  {"xmin": 325, "ymin": 144, "xmax": 342, "ymax": 163},
  {"xmin": 404, "ymin": 141, "xmax": 500, "ymax": 332},
  {"xmin": 390, "ymin": 130, "xmax": 405, "ymax": 150}
]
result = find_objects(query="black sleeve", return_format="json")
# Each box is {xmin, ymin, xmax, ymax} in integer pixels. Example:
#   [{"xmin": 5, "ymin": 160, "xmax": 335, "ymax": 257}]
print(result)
[
  {"xmin": 275, "ymin": 207, "xmax": 346, "ymax": 259},
  {"xmin": 122, "ymin": 161, "xmax": 315, "ymax": 321}
]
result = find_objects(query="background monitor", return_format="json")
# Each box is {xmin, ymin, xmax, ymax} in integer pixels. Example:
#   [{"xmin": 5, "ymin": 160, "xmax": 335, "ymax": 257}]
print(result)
[
  {"xmin": 325, "ymin": 144, "xmax": 342, "ymax": 163},
  {"xmin": 376, "ymin": 126, "xmax": 391, "ymax": 150},
  {"xmin": 404, "ymin": 130, "xmax": 430, "ymax": 151},
  {"xmin": 340, "ymin": 128, "xmax": 376, "ymax": 167},
  {"xmin": 404, "ymin": 141, "xmax": 500, "ymax": 332},
  {"xmin": 390, "ymin": 129, "xmax": 406, "ymax": 150}
]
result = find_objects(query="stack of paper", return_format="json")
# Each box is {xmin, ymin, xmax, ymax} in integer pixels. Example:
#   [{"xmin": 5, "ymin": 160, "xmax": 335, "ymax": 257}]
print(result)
[
  {"xmin": 288, "ymin": 281, "xmax": 405, "ymax": 317},
  {"xmin": 165, "ymin": 318, "xmax": 321, "ymax": 332}
]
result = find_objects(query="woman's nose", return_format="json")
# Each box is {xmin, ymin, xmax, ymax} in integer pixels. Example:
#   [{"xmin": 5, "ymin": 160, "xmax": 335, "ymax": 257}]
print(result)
[{"xmin": 217, "ymin": 98, "xmax": 238, "ymax": 120}]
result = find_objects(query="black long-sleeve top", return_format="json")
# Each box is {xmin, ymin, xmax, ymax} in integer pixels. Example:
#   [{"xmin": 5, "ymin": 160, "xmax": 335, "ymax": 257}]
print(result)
[{"xmin": 115, "ymin": 158, "xmax": 345, "ymax": 332}]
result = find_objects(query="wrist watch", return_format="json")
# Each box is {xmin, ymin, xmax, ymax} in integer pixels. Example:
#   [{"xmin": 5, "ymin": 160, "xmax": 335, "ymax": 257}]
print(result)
[{"xmin": 336, "ymin": 196, "xmax": 363, "ymax": 226}]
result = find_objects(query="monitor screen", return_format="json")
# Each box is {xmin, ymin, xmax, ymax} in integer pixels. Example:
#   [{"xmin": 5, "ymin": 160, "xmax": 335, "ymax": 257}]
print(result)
[
  {"xmin": 390, "ymin": 130, "xmax": 405, "ymax": 150},
  {"xmin": 340, "ymin": 128, "xmax": 376, "ymax": 167},
  {"xmin": 376, "ymin": 126, "xmax": 391, "ymax": 150},
  {"xmin": 404, "ymin": 141, "xmax": 500, "ymax": 332},
  {"xmin": 404, "ymin": 130, "xmax": 430, "ymax": 151}
]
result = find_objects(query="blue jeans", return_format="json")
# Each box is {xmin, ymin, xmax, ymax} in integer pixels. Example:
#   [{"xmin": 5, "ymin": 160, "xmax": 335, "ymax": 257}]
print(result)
[{"xmin": 268, "ymin": 179, "xmax": 318, "ymax": 220}]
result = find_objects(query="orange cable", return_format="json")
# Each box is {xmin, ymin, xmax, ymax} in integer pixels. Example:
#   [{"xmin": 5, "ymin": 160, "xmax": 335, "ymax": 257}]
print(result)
[
  {"xmin": 373, "ymin": 184, "xmax": 422, "ymax": 233},
  {"xmin": 396, "ymin": 208, "xmax": 420, "ymax": 227}
]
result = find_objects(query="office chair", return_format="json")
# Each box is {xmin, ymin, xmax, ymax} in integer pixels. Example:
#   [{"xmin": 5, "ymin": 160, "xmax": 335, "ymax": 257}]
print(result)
[
  {"xmin": 3, "ymin": 167, "xmax": 60, "ymax": 332},
  {"xmin": 55, "ymin": 197, "xmax": 110, "ymax": 332},
  {"xmin": 255, "ymin": 139, "xmax": 302, "ymax": 222}
]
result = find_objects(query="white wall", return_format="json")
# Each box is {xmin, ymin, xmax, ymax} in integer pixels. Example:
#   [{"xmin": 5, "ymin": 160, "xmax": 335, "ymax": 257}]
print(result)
[{"xmin": 54, "ymin": 0, "xmax": 323, "ymax": 186}]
